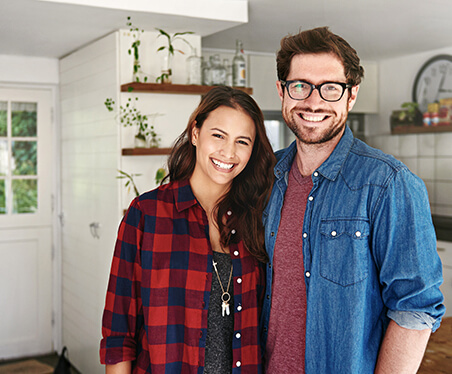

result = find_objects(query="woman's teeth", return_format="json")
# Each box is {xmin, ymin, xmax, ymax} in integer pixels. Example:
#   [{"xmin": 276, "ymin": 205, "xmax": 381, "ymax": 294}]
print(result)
[{"xmin": 212, "ymin": 159, "xmax": 234, "ymax": 170}]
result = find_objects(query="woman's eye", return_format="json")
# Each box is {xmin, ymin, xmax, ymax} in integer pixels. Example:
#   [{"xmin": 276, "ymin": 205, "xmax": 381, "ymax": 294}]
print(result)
[
  {"xmin": 213, "ymin": 133, "xmax": 224, "ymax": 139},
  {"xmin": 238, "ymin": 140, "xmax": 250, "ymax": 146}
]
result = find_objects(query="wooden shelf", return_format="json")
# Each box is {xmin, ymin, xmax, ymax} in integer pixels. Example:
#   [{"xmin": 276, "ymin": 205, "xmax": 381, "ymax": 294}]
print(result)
[
  {"xmin": 122, "ymin": 148, "xmax": 172, "ymax": 156},
  {"xmin": 121, "ymin": 82, "xmax": 253, "ymax": 95},
  {"xmin": 391, "ymin": 124, "xmax": 452, "ymax": 134}
]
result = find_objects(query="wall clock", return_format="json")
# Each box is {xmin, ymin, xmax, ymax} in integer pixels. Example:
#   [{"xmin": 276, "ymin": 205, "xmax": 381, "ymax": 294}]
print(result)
[{"xmin": 412, "ymin": 54, "xmax": 452, "ymax": 113}]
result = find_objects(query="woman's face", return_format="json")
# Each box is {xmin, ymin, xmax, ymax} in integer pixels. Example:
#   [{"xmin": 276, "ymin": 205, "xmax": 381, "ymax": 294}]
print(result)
[{"xmin": 191, "ymin": 105, "xmax": 256, "ymax": 190}]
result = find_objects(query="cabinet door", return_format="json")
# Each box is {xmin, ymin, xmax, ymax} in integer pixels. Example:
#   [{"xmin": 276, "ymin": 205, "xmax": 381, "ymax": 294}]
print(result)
[{"xmin": 437, "ymin": 241, "xmax": 452, "ymax": 317}]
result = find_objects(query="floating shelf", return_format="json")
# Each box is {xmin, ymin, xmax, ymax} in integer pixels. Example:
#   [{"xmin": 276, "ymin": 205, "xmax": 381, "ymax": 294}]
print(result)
[
  {"xmin": 122, "ymin": 148, "xmax": 172, "ymax": 156},
  {"xmin": 121, "ymin": 82, "xmax": 253, "ymax": 95},
  {"xmin": 391, "ymin": 124, "xmax": 452, "ymax": 135}
]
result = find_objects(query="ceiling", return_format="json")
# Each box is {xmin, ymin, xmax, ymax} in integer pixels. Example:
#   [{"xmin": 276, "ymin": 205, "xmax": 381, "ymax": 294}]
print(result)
[{"xmin": 2, "ymin": 0, "xmax": 452, "ymax": 61}]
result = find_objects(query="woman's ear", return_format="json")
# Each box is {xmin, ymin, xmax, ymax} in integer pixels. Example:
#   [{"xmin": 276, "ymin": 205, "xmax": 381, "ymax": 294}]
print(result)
[{"xmin": 191, "ymin": 121, "xmax": 198, "ymax": 146}]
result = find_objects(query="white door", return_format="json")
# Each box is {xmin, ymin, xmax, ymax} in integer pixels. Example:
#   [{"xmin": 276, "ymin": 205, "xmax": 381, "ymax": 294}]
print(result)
[{"xmin": 0, "ymin": 88, "xmax": 54, "ymax": 359}]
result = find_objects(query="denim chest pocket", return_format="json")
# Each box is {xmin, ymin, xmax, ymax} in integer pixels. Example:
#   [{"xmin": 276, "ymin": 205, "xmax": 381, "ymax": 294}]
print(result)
[{"xmin": 319, "ymin": 219, "xmax": 370, "ymax": 287}]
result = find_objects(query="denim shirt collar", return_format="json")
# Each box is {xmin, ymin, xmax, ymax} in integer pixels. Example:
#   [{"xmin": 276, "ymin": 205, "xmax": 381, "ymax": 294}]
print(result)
[{"xmin": 274, "ymin": 126, "xmax": 354, "ymax": 181}]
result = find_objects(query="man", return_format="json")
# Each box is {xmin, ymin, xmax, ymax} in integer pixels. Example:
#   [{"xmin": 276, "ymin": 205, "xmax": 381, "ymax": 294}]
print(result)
[{"xmin": 261, "ymin": 27, "xmax": 445, "ymax": 373}]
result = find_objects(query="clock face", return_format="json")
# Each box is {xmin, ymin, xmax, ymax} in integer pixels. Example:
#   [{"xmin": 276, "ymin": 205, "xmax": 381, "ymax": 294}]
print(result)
[{"xmin": 412, "ymin": 54, "xmax": 452, "ymax": 113}]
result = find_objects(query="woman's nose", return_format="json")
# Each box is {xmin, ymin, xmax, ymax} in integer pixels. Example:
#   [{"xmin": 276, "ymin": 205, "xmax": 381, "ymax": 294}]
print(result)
[{"xmin": 220, "ymin": 141, "xmax": 236, "ymax": 158}]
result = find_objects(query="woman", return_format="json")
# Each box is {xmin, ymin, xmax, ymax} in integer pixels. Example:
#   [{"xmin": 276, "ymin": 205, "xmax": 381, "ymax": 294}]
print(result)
[{"xmin": 100, "ymin": 86, "xmax": 275, "ymax": 373}]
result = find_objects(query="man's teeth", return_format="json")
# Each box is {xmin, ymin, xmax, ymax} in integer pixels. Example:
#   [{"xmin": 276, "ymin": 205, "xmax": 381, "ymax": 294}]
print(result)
[
  {"xmin": 212, "ymin": 159, "xmax": 234, "ymax": 170},
  {"xmin": 301, "ymin": 114, "xmax": 326, "ymax": 122}
]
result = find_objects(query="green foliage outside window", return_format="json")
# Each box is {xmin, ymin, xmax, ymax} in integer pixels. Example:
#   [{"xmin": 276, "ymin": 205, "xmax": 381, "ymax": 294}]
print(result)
[
  {"xmin": 12, "ymin": 141, "xmax": 37, "ymax": 175},
  {"xmin": 0, "ymin": 180, "xmax": 5, "ymax": 214},
  {"xmin": 12, "ymin": 179, "xmax": 37, "ymax": 214},
  {"xmin": 12, "ymin": 109, "xmax": 37, "ymax": 137},
  {"xmin": 0, "ymin": 109, "xmax": 6, "ymax": 137}
]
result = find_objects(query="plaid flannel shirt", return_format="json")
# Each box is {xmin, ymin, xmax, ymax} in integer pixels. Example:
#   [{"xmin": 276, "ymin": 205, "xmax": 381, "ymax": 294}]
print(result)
[{"xmin": 100, "ymin": 179, "xmax": 264, "ymax": 373}]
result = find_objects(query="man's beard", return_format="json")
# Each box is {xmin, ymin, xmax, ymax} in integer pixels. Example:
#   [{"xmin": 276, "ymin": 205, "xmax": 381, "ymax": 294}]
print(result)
[{"xmin": 283, "ymin": 108, "xmax": 348, "ymax": 145}]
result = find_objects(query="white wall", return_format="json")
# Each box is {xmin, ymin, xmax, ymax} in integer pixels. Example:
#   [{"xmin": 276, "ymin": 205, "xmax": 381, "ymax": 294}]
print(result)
[
  {"xmin": 366, "ymin": 46, "xmax": 452, "ymax": 216},
  {"xmin": 0, "ymin": 55, "xmax": 59, "ymax": 85},
  {"xmin": 59, "ymin": 32, "xmax": 120, "ymax": 374}
]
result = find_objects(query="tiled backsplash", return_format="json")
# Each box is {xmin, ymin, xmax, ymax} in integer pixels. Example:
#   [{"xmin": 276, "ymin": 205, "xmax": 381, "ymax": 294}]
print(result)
[{"xmin": 366, "ymin": 132, "xmax": 452, "ymax": 216}]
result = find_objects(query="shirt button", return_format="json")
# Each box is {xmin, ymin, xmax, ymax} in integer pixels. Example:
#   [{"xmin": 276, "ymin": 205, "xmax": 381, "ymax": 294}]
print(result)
[
  {"xmin": 308, "ymin": 196, "xmax": 313, "ymax": 201},
  {"xmin": 236, "ymin": 361, "xmax": 242, "ymax": 367},
  {"xmin": 227, "ymin": 210, "xmax": 232, "ymax": 216},
  {"xmin": 331, "ymin": 231, "xmax": 337, "ymax": 237},
  {"xmin": 237, "ymin": 278, "xmax": 242, "ymax": 284},
  {"xmin": 314, "ymin": 171, "xmax": 319, "ymax": 177},
  {"xmin": 303, "ymin": 233, "xmax": 307, "ymax": 238},
  {"xmin": 234, "ymin": 250, "xmax": 239, "ymax": 256},
  {"xmin": 355, "ymin": 231, "xmax": 362, "ymax": 237},
  {"xmin": 237, "ymin": 305, "xmax": 242, "ymax": 311},
  {"xmin": 271, "ymin": 232, "xmax": 275, "ymax": 237},
  {"xmin": 231, "ymin": 229, "xmax": 236, "ymax": 234},
  {"xmin": 202, "ymin": 301, "xmax": 206, "ymax": 308},
  {"xmin": 235, "ymin": 332, "xmax": 241, "ymax": 339},
  {"xmin": 306, "ymin": 271, "xmax": 311, "ymax": 278}
]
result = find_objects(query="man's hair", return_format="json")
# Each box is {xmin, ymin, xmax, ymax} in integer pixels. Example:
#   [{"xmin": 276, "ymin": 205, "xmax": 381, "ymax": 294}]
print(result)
[{"xmin": 276, "ymin": 26, "xmax": 364, "ymax": 86}]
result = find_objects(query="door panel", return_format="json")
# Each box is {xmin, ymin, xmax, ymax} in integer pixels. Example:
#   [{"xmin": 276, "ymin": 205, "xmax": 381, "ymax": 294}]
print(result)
[{"xmin": 0, "ymin": 88, "xmax": 54, "ymax": 359}]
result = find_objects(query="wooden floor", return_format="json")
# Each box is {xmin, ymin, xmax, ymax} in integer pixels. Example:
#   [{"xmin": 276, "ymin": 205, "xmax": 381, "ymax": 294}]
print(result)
[{"xmin": 418, "ymin": 316, "xmax": 452, "ymax": 373}]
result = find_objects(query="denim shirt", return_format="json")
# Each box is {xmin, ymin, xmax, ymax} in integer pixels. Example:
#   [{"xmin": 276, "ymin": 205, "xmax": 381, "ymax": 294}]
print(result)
[{"xmin": 261, "ymin": 126, "xmax": 445, "ymax": 373}]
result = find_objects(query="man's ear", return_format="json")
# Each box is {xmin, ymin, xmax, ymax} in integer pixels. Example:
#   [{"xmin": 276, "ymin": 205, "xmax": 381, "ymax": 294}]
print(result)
[
  {"xmin": 347, "ymin": 85, "xmax": 360, "ymax": 112},
  {"xmin": 276, "ymin": 81, "xmax": 284, "ymax": 102}
]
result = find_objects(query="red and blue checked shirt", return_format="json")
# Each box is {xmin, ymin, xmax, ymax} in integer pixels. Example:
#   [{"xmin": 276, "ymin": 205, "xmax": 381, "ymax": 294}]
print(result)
[{"xmin": 100, "ymin": 179, "xmax": 264, "ymax": 373}]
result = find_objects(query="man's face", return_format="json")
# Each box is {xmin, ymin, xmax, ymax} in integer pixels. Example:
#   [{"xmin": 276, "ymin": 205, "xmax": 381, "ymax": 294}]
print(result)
[{"xmin": 277, "ymin": 52, "xmax": 359, "ymax": 145}]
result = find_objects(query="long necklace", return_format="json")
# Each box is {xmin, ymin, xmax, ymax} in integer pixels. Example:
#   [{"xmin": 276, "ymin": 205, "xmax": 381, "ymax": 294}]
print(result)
[{"xmin": 212, "ymin": 259, "xmax": 233, "ymax": 317}]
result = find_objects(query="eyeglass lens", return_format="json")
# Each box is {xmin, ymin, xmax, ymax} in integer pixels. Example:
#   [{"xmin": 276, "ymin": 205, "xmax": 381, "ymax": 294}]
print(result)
[{"xmin": 288, "ymin": 81, "xmax": 345, "ymax": 102}]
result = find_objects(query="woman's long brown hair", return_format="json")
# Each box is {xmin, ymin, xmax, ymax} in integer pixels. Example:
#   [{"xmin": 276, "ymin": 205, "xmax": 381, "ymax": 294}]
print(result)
[{"xmin": 164, "ymin": 86, "xmax": 275, "ymax": 262}]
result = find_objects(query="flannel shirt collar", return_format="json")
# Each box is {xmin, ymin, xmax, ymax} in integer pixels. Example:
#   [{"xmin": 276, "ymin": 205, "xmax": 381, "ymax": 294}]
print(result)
[{"xmin": 173, "ymin": 179, "xmax": 199, "ymax": 213}]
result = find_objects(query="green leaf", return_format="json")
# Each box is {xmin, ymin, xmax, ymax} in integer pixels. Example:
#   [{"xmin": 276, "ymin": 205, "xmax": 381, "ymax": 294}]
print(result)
[{"xmin": 128, "ymin": 87, "xmax": 134, "ymax": 92}]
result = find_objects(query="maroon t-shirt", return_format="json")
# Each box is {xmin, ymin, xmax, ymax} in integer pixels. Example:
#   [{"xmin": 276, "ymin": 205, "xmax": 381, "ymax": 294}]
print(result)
[{"xmin": 265, "ymin": 158, "xmax": 313, "ymax": 373}]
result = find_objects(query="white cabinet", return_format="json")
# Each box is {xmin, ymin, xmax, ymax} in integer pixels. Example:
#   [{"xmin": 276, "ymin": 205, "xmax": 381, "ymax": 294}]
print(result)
[
  {"xmin": 437, "ymin": 240, "xmax": 452, "ymax": 317},
  {"xmin": 351, "ymin": 60, "xmax": 378, "ymax": 113}
]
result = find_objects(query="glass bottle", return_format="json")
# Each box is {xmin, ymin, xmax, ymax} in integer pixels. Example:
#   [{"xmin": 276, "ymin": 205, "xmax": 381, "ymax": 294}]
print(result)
[
  {"xmin": 232, "ymin": 40, "xmax": 246, "ymax": 87},
  {"xmin": 210, "ymin": 55, "xmax": 226, "ymax": 85},
  {"xmin": 202, "ymin": 58, "xmax": 211, "ymax": 86},
  {"xmin": 186, "ymin": 47, "xmax": 202, "ymax": 85},
  {"xmin": 224, "ymin": 58, "xmax": 233, "ymax": 86}
]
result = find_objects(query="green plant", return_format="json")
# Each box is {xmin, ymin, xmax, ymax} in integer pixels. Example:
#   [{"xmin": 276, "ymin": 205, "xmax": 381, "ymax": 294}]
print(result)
[
  {"xmin": 126, "ymin": 17, "xmax": 149, "ymax": 82},
  {"xmin": 155, "ymin": 167, "xmax": 167, "ymax": 185},
  {"xmin": 104, "ymin": 97, "xmax": 162, "ymax": 147},
  {"xmin": 155, "ymin": 28, "xmax": 194, "ymax": 83},
  {"xmin": 117, "ymin": 170, "xmax": 141, "ymax": 197},
  {"xmin": 398, "ymin": 102, "xmax": 419, "ymax": 122}
]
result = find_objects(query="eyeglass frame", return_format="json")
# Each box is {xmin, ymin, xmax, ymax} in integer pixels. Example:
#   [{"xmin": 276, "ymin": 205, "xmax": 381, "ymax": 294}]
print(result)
[{"xmin": 280, "ymin": 80, "xmax": 353, "ymax": 102}]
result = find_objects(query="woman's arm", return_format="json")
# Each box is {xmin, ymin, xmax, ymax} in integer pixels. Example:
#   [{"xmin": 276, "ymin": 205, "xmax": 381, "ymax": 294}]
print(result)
[{"xmin": 105, "ymin": 361, "xmax": 132, "ymax": 374}]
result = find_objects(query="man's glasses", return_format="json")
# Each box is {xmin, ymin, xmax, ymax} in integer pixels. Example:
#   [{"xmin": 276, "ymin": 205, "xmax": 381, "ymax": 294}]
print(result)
[{"xmin": 280, "ymin": 80, "xmax": 353, "ymax": 102}]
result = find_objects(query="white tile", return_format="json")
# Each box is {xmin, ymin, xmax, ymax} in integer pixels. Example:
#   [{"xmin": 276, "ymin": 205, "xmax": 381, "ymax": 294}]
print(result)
[
  {"xmin": 435, "ymin": 181, "xmax": 452, "ymax": 205},
  {"xmin": 399, "ymin": 134, "xmax": 418, "ymax": 157},
  {"xmin": 435, "ymin": 133, "xmax": 452, "ymax": 157},
  {"xmin": 399, "ymin": 157, "xmax": 418, "ymax": 175},
  {"xmin": 434, "ymin": 204, "xmax": 452, "ymax": 216},
  {"xmin": 418, "ymin": 134, "xmax": 435, "ymax": 157},
  {"xmin": 418, "ymin": 157, "xmax": 435, "ymax": 181},
  {"xmin": 378, "ymin": 135, "xmax": 400, "ymax": 157},
  {"xmin": 435, "ymin": 157, "xmax": 452, "ymax": 181}
]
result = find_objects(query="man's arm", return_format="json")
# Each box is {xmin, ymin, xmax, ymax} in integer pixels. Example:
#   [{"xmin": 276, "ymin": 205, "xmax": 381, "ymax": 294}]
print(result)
[{"xmin": 375, "ymin": 320, "xmax": 431, "ymax": 374}]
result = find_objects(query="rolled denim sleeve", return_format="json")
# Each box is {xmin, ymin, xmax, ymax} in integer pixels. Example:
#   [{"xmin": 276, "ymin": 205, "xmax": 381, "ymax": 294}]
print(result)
[{"xmin": 373, "ymin": 168, "xmax": 445, "ymax": 332}]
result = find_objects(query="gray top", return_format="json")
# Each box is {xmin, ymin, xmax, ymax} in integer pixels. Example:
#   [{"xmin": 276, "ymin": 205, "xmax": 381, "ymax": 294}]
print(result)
[{"xmin": 204, "ymin": 250, "xmax": 234, "ymax": 374}]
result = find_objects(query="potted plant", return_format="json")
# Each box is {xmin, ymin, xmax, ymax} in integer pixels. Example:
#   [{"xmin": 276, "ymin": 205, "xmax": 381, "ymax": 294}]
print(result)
[
  {"xmin": 105, "ymin": 97, "xmax": 163, "ymax": 148},
  {"xmin": 155, "ymin": 28, "xmax": 194, "ymax": 83},
  {"xmin": 126, "ymin": 17, "xmax": 150, "ymax": 83},
  {"xmin": 390, "ymin": 101, "xmax": 423, "ymax": 129}
]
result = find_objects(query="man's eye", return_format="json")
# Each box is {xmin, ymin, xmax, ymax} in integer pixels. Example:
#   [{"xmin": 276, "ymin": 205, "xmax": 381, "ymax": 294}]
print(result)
[
  {"xmin": 293, "ymin": 82, "xmax": 307, "ymax": 91},
  {"xmin": 324, "ymin": 84, "xmax": 339, "ymax": 91}
]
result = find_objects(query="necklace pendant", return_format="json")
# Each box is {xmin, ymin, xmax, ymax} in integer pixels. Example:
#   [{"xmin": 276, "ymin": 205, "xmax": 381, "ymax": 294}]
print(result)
[{"xmin": 222, "ymin": 301, "xmax": 230, "ymax": 317}]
